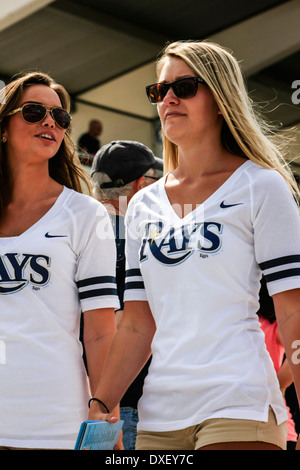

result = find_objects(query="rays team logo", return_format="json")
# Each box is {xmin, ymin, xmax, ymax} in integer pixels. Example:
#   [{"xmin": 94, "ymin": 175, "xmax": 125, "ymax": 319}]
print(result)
[
  {"xmin": 140, "ymin": 221, "xmax": 223, "ymax": 265},
  {"xmin": 0, "ymin": 253, "xmax": 51, "ymax": 294}
]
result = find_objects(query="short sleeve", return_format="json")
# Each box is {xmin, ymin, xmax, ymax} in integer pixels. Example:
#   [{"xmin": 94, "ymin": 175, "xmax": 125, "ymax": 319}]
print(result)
[
  {"xmin": 75, "ymin": 201, "xmax": 120, "ymax": 312},
  {"xmin": 123, "ymin": 198, "xmax": 148, "ymax": 302},
  {"xmin": 253, "ymin": 170, "xmax": 300, "ymax": 296}
]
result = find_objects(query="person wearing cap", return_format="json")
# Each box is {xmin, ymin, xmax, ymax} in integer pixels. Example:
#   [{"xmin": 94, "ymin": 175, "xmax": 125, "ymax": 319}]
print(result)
[
  {"xmin": 91, "ymin": 139, "xmax": 162, "ymax": 191},
  {"xmin": 91, "ymin": 140, "xmax": 163, "ymax": 450}
]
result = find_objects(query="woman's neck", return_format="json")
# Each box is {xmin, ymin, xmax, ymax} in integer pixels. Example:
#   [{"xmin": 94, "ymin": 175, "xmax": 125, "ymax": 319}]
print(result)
[
  {"xmin": 9, "ymin": 162, "xmax": 61, "ymax": 205},
  {"xmin": 175, "ymin": 141, "xmax": 230, "ymax": 179}
]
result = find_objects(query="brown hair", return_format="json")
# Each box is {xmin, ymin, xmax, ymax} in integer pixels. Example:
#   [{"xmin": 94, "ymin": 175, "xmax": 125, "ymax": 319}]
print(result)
[{"xmin": 0, "ymin": 71, "xmax": 92, "ymax": 214}]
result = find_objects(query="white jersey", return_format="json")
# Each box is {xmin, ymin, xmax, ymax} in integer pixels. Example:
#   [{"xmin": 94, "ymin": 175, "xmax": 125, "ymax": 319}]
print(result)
[
  {"xmin": 124, "ymin": 160, "xmax": 300, "ymax": 432},
  {"xmin": 0, "ymin": 187, "xmax": 119, "ymax": 449}
]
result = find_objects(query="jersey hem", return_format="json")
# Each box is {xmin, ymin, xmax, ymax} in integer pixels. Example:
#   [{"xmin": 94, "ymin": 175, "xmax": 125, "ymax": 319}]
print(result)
[
  {"xmin": 0, "ymin": 437, "xmax": 75, "ymax": 449},
  {"xmin": 81, "ymin": 299, "xmax": 120, "ymax": 312},
  {"xmin": 267, "ymin": 279, "xmax": 300, "ymax": 296},
  {"xmin": 137, "ymin": 406, "xmax": 288, "ymax": 433},
  {"xmin": 124, "ymin": 292, "xmax": 148, "ymax": 302}
]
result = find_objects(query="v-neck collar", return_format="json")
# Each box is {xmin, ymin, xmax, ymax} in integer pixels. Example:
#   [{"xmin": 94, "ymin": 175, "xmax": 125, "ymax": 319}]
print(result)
[
  {"xmin": 0, "ymin": 186, "xmax": 69, "ymax": 248},
  {"xmin": 159, "ymin": 160, "xmax": 252, "ymax": 221}
]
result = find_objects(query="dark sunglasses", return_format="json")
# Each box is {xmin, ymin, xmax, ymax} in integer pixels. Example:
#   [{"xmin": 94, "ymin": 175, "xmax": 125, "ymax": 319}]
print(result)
[
  {"xmin": 146, "ymin": 76, "xmax": 205, "ymax": 104},
  {"xmin": 7, "ymin": 103, "xmax": 71, "ymax": 129}
]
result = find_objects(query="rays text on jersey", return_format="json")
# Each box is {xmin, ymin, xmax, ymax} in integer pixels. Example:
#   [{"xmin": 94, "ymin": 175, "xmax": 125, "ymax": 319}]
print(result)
[
  {"xmin": 0, "ymin": 253, "xmax": 51, "ymax": 294},
  {"xmin": 140, "ymin": 221, "xmax": 223, "ymax": 265}
]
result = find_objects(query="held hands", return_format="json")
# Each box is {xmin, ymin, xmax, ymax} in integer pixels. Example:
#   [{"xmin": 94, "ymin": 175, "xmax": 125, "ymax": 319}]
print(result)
[
  {"xmin": 88, "ymin": 404, "xmax": 119, "ymax": 423},
  {"xmin": 88, "ymin": 398, "xmax": 123, "ymax": 450}
]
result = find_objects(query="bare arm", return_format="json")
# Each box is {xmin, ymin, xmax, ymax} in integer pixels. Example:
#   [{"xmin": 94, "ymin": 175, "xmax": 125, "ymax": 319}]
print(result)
[
  {"xmin": 273, "ymin": 288, "xmax": 300, "ymax": 448},
  {"xmin": 88, "ymin": 300, "xmax": 156, "ymax": 421},
  {"xmin": 277, "ymin": 359, "xmax": 294, "ymax": 395},
  {"xmin": 276, "ymin": 328, "xmax": 294, "ymax": 394},
  {"xmin": 83, "ymin": 308, "xmax": 117, "ymax": 396}
]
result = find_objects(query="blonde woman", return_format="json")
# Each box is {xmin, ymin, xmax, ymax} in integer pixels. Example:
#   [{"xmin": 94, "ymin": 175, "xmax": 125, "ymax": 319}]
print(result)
[
  {"xmin": 89, "ymin": 41, "xmax": 300, "ymax": 450},
  {"xmin": 0, "ymin": 72, "xmax": 119, "ymax": 449}
]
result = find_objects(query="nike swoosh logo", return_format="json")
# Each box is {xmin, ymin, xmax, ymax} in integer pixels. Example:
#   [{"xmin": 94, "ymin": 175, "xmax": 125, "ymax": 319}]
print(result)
[
  {"xmin": 45, "ymin": 232, "xmax": 67, "ymax": 238},
  {"xmin": 220, "ymin": 201, "xmax": 243, "ymax": 209}
]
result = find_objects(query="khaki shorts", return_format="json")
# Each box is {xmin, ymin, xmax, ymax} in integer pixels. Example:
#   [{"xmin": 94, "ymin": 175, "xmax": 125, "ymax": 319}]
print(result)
[{"xmin": 136, "ymin": 408, "xmax": 287, "ymax": 450}]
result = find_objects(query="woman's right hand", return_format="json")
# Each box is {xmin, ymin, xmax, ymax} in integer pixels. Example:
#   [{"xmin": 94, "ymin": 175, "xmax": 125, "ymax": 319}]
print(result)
[
  {"xmin": 88, "ymin": 401, "xmax": 123, "ymax": 450},
  {"xmin": 88, "ymin": 398, "xmax": 118, "ymax": 422}
]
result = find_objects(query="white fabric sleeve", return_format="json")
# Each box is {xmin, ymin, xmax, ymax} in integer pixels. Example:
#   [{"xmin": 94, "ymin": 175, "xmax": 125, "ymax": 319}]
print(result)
[
  {"xmin": 124, "ymin": 198, "xmax": 148, "ymax": 302},
  {"xmin": 75, "ymin": 201, "xmax": 120, "ymax": 312},
  {"xmin": 253, "ymin": 169, "xmax": 300, "ymax": 296}
]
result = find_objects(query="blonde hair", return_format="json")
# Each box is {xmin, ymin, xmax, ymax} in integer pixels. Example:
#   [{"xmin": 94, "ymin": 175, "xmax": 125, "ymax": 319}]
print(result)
[
  {"xmin": 156, "ymin": 40, "xmax": 299, "ymax": 201},
  {"xmin": 0, "ymin": 71, "xmax": 92, "ymax": 214}
]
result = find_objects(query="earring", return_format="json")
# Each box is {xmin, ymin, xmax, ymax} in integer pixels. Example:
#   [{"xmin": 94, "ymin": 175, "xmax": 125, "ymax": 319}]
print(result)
[{"xmin": 1, "ymin": 136, "xmax": 7, "ymax": 143}]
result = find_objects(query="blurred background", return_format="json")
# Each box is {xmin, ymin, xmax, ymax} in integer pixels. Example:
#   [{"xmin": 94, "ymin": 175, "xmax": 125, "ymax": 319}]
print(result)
[{"xmin": 0, "ymin": 0, "xmax": 299, "ymax": 177}]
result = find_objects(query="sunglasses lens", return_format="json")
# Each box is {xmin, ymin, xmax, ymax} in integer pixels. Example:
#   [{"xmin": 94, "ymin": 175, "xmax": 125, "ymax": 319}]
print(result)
[
  {"xmin": 22, "ymin": 104, "xmax": 70, "ymax": 129},
  {"xmin": 146, "ymin": 78, "xmax": 200, "ymax": 104},
  {"xmin": 147, "ymin": 83, "xmax": 168, "ymax": 104},
  {"xmin": 51, "ymin": 108, "xmax": 71, "ymax": 129},
  {"xmin": 173, "ymin": 78, "xmax": 197, "ymax": 99},
  {"xmin": 22, "ymin": 104, "xmax": 46, "ymax": 123}
]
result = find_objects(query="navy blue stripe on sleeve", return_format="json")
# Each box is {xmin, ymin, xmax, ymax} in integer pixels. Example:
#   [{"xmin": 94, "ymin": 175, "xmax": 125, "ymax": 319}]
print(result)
[
  {"xmin": 79, "ymin": 288, "xmax": 118, "ymax": 300},
  {"xmin": 124, "ymin": 269, "xmax": 145, "ymax": 291},
  {"xmin": 259, "ymin": 255, "xmax": 300, "ymax": 271},
  {"xmin": 124, "ymin": 281, "xmax": 145, "ymax": 290},
  {"xmin": 264, "ymin": 268, "xmax": 300, "ymax": 283},
  {"xmin": 259, "ymin": 255, "xmax": 300, "ymax": 284},
  {"xmin": 126, "ymin": 268, "xmax": 142, "ymax": 277},
  {"xmin": 76, "ymin": 276, "xmax": 116, "ymax": 288},
  {"xmin": 77, "ymin": 276, "xmax": 118, "ymax": 300}
]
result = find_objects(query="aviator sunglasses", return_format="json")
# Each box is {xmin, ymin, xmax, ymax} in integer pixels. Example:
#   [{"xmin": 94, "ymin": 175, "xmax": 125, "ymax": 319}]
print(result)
[
  {"xmin": 7, "ymin": 102, "xmax": 71, "ymax": 129},
  {"xmin": 146, "ymin": 76, "xmax": 205, "ymax": 104}
]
